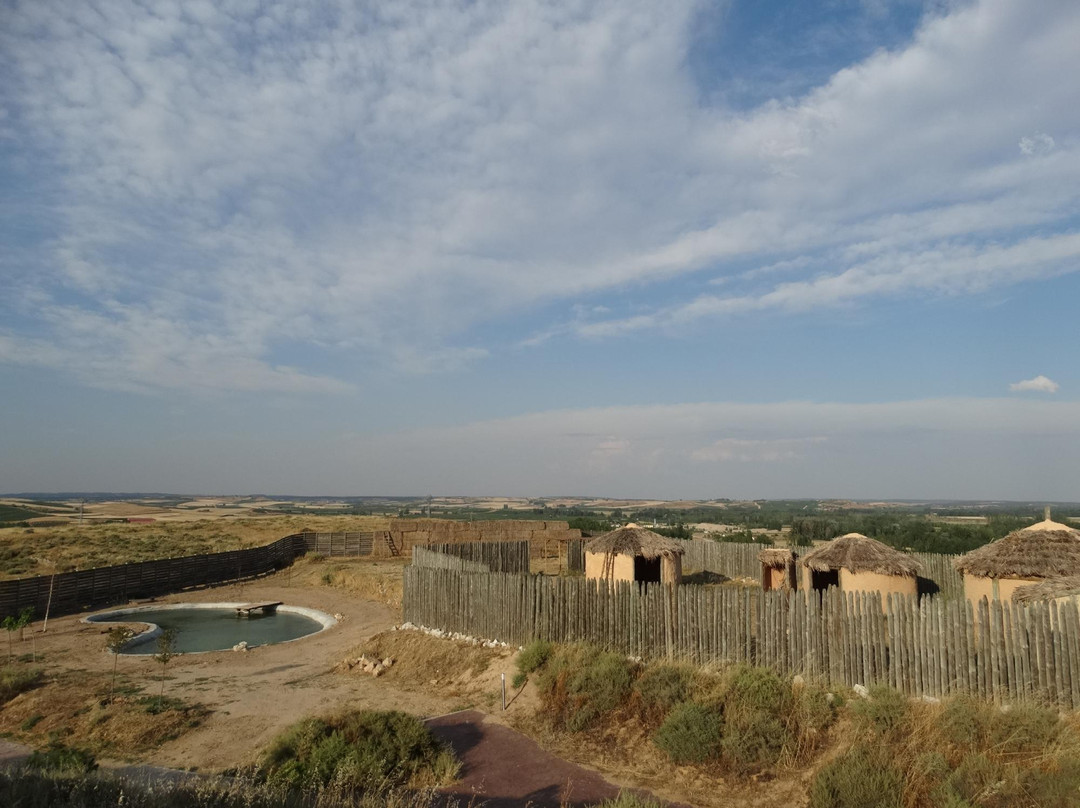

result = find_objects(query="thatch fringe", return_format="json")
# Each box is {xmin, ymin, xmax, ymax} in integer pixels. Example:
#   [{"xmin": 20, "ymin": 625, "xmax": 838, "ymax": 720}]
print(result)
[
  {"xmin": 953, "ymin": 519, "xmax": 1080, "ymax": 579},
  {"xmin": 1013, "ymin": 575, "xmax": 1080, "ymax": 603},
  {"xmin": 800, "ymin": 533, "xmax": 921, "ymax": 577},
  {"xmin": 759, "ymin": 548, "xmax": 797, "ymax": 569},
  {"xmin": 584, "ymin": 525, "xmax": 686, "ymax": 560}
]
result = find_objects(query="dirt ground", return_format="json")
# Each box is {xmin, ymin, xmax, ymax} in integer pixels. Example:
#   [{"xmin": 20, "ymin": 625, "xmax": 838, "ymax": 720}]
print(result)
[{"xmin": 0, "ymin": 573, "xmax": 461, "ymax": 773}]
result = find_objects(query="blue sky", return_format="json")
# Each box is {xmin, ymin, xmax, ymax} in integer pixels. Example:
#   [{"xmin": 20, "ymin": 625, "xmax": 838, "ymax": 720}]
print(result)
[{"xmin": 2, "ymin": 0, "xmax": 1080, "ymax": 499}]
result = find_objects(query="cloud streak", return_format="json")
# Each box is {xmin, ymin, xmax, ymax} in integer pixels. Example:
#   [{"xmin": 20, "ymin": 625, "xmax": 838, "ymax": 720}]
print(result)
[{"xmin": 1, "ymin": 0, "xmax": 1079, "ymax": 392}]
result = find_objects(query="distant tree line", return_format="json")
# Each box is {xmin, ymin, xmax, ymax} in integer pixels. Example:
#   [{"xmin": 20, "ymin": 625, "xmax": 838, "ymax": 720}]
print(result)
[{"xmin": 789, "ymin": 514, "xmax": 1033, "ymax": 554}]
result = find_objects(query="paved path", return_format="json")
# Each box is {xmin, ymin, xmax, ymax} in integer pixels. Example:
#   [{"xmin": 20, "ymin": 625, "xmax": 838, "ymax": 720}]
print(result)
[
  {"xmin": 426, "ymin": 710, "xmax": 684, "ymax": 808},
  {"xmin": 0, "ymin": 739, "xmax": 33, "ymax": 767}
]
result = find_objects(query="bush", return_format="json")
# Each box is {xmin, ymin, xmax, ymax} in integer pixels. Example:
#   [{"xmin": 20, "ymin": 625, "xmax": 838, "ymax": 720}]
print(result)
[
  {"xmin": 633, "ymin": 664, "xmax": 692, "ymax": 721},
  {"xmin": 987, "ymin": 702, "xmax": 1060, "ymax": 755},
  {"xmin": 653, "ymin": 702, "xmax": 723, "ymax": 764},
  {"xmin": 27, "ymin": 744, "xmax": 97, "ymax": 775},
  {"xmin": 512, "ymin": 640, "xmax": 554, "ymax": 688},
  {"xmin": 851, "ymin": 685, "xmax": 907, "ymax": 735},
  {"xmin": 721, "ymin": 711, "xmax": 789, "ymax": 774},
  {"xmin": 938, "ymin": 694, "xmax": 987, "ymax": 748},
  {"xmin": 808, "ymin": 746, "xmax": 904, "ymax": 808},
  {"xmin": 535, "ymin": 645, "xmax": 636, "ymax": 732},
  {"xmin": 0, "ymin": 665, "xmax": 42, "ymax": 704},
  {"xmin": 717, "ymin": 666, "xmax": 796, "ymax": 773},
  {"xmin": 724, "ymin": 666, "xmax": 792, "ymax": 716},
  {"xmin": 260, "ymin": 710, "xmax": 457, "ymax": 790}
]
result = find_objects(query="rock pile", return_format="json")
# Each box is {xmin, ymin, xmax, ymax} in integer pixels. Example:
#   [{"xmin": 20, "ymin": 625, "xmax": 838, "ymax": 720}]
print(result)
[
  {"xmin": 342, "ymin": 654, "xmax": 395, "ymax": 677},
  {"xmin": 394, "ymin": 622, "xmax": 510, "ymax": 648}
]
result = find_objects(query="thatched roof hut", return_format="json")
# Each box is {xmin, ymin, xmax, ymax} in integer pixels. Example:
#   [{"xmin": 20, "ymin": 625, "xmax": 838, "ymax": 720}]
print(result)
[
  {"xmin": 801, "ymin": 534, "xmax": 922, "ymax": 576},
  {"xmin": 585, "ymin": 525, "xmax": 686, "ymax": 559},
  {"xmin": 584, "ymin": 524, "xmax": 684, "ymax": 585},
  {"xmin": 953, "ymin": 518, "xmax": 1080, "ymax": 580},
  {"xmin": 759, "ymin": 548, "xmax": 798, "ymax": 592},
  {"xmin": 760, "ymin": 548, "xmax": 797, "ymax": 569},
  {"xmin": 1012, "ymin": 575, "xmax": 1080, "ymax": 604},
  {"xmin": 800, "ymin": 533, "xmax": 921, "ymax": 597},
  {"xmin": 954, "ymin": 515, "xmax": 1080, "ymax": 602}
]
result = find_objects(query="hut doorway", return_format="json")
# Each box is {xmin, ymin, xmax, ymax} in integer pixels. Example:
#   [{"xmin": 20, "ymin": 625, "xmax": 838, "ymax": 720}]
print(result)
[
  {"xmin": 634, "ymin": 556, "xmax": 662, "ymax": 584},
  {"xmin": 810, "ymin": 568, "xmax": 839, "ymax": 592}
]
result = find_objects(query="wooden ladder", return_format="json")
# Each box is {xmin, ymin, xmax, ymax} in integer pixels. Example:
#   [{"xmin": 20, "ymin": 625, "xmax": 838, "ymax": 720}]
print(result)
[{"xmin": 384, "ymin": 532, "xmax": 401, "ymax": 557}]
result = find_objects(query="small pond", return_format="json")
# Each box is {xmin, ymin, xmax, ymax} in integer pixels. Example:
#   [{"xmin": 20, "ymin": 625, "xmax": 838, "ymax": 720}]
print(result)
[{"xmin": 86, "ymin": 603, "xmax": 335, "ymax": 655}]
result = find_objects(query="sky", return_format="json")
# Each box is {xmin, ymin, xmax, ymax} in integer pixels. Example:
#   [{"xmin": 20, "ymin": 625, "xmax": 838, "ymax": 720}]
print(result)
[{"xmin": 2, "ymin": 0, "xmax": 1080, "ymax": 500}]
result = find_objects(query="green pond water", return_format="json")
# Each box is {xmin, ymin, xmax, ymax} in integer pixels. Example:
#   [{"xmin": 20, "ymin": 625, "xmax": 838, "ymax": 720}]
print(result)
[{"xmin": 97, "ymin": 607, "xmax": 325, "ymax": 654}]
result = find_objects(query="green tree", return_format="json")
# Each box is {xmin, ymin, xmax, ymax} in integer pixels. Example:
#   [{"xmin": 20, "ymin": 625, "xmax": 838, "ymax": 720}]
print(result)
[
  {"xmin": 153, "ymin": 628, "xmax": 178, "ymax": 703},
  {"xmin": 105, "ymin": 626, "xmax": 135, "ymax": 701},
  {"xmin": 2, "ymin": 607, "xmax": 34, "ymax": 662}
]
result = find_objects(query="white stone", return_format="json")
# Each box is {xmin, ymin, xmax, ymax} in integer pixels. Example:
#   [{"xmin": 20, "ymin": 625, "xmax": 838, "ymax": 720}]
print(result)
[{"xmin": 853, "ymin": 684, "xmax": 870, "ymax": 699}]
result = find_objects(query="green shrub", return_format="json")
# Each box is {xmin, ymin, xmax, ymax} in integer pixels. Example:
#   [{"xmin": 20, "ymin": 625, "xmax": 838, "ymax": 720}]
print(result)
[
  {"xmin": 633, "ymin": 664, "xmax": 692, "ymax": 721},
  {"xmin": 939, "ymin": 695, "xmax": 987, "ymax": 748},
  {"xmin": 717, "ymin": 666, "xmax": 796, "ymax": 773},
  {"xmin": 566, "ymin": 651, "xmax": 635, "ymax": 731},
  {"xmin": 721, "ymin": 710, "xmax": 789, "ymax": 773},
  {"xmin": 809, "ymin": 746, "xmax": 904, "ymax": 808},
  {"xmin": 1013, "ymin": 753, "xmax": 1080, "ymax": 808},
  {"xmin": 851, "ymin": 685, "xmax": 907, "ymax": 735},
  {"xmin": 27, "ymin": 743, "xmax": 97, "ymax": 775},
  {"xmin": 536, "ymin": 645, "xmax": 636, "ymax": 732},
  {"xmin": 20, "ymin": 714, "xmax": 44, "ymax": 731},
  {"xmin": 512, "ymin": 640, "xmax": 553, "ymax": 688},
  {"xmin": 653, "ymin": 702, "xmax": 723, "ymax": 764},
  {"xmin": 260, "ymin": 710, "xmax": 457, "ymax": 790},
  {"xmin": 724, "ymin": 665, "xmax": 792, "ymax": 715},
  {"xmin": 0, "ymin": 665, "xmax": 42, "ymax": 704},
  {"xmin": 988, "ymin": 702, "xmax": 1060, "ymax": 755},
  {"xmin": 792, "ymin": 682, "xmax": 838, "ymax": 736}
]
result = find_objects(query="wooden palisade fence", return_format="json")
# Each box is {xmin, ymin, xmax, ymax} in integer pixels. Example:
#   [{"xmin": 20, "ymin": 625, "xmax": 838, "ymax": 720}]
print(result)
[
  {"xmin": 415, "ymin": 541, "xmax": 530, "ymax": 575},
  {"xmin": 403, "ymin": 566, "xmax": 1080, "ymax": 709}
]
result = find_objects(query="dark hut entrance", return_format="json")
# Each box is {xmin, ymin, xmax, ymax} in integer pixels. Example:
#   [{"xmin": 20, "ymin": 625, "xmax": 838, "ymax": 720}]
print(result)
[
  {"xmin": 810, "ymin": 568, "xmax": 839, "ymax": 592},
  {"xmin": 634, "ymin": 556, "xmax": 662, "ymax": 583}
]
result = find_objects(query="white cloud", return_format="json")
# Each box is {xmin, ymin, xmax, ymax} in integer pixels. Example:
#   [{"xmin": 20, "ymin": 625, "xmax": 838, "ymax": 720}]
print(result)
[
  {"xmin": 1010, "ymin": 375, "xmax": 1060, "ymax": 393},
  {"xmin": 2, "ymin": 0, "xmax": 1080, "ymax": 389}
]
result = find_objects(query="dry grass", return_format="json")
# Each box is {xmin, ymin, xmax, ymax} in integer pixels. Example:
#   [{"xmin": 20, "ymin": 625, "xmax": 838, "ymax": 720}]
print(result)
[
  {"xmin": 289, "ymin": 556, "xmax": 407, "ymax": 610},
  {"xmin": 346, "ymin": 630, "xmax": 508, "ymax": 692},
  {"xmin": 0, "ymin": 666, "xmax": 210, "ymax": 759},
  {"xmin": 0, "ymin": 516, "xmax": 390, "ymax": 579}
]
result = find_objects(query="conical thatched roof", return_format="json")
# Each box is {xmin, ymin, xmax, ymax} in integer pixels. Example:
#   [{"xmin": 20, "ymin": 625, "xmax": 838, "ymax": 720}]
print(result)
[
  {"xmin": 1012, "ymin": 575, "xmax": 1080, "ymax": 603},
  {"xmin": 800, "ymin": 533, "xmax": 921, "ymax": 577},
  {"xmin": 759, "ymin": 548, "xmax": 797, "ymax": 569},
  {"xmin": 953, "ymin": 518, "xmax": 1080, "ymax": 579},
  {"xmin": 584, "ymin": 524, "xmax": 685, "ymax": 559}
]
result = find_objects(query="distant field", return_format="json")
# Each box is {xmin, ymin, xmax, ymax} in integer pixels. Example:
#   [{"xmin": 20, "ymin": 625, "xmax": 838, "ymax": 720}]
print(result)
[
  {"xmin": 0, "ymin": 503, "xmax": 44, "ymax": 524},
  {"xmin": 0, "ymin": 514, "xmax": 390, "ymax": 579}
]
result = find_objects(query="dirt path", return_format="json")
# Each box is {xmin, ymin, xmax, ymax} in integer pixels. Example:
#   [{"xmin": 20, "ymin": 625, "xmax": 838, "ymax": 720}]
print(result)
[{"xmin": 427, "ymin": 710, "xmax": 688, "ymax": 808}]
